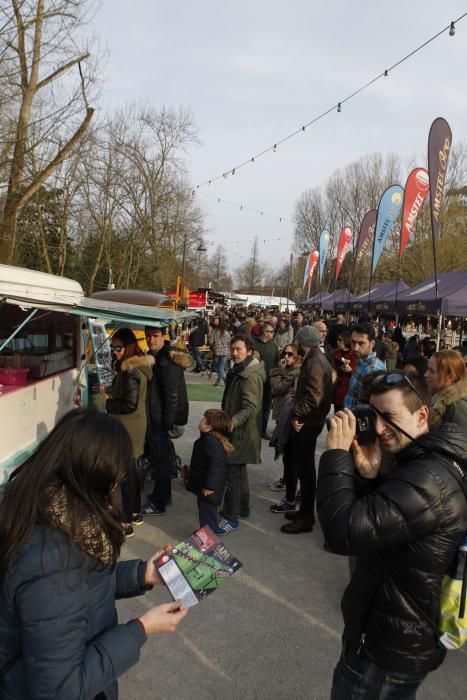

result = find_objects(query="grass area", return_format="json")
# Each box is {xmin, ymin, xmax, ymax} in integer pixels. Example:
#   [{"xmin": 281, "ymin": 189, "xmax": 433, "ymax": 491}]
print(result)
[{"xmin": 186, "ymin": 383, "xmax": 224, "ymax": 402}]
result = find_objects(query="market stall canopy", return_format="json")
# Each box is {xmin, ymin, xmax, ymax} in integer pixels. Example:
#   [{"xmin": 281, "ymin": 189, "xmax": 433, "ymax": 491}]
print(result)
[
  {"xmin": 394, "ymin": 270, "xmax": 467, "ymax": 315},
  {"xmin": 91, "ymin": 289, "xmax": 174, "ymax": 309},
  {"xmin": 0, "ymin": 265, "xmax": 194, "ymax": 326},
  {"xmin": 322, "ymin": 288, "xmax": 349, "ymax": 312},
  {"xmin": 301, "ymin": 291, "xmax": 330, "ymax": 307},
  {"xmin": 345, "ymin": 280, "xmax": 410, "ymax": 312}
]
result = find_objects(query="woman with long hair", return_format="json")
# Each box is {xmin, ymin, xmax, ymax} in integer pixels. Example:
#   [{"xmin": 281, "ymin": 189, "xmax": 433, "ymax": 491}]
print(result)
[
  {"xmin": 102, "ymin": 328, "xmax": 155, "ymax": 536},
  {"xmin": 0, "ymin": 408, "xmax": 187, "ymax": 699},
  {"xmin": 210, "ymin": 319, "xmax": 231, "ymax": 386},
  {"xmin": 425, "ymin": 349, "xmax": 467, "ymax": 432},
  {"xmin": 273, "ymin": 318, "xmax": 293, "ymax": 352}
]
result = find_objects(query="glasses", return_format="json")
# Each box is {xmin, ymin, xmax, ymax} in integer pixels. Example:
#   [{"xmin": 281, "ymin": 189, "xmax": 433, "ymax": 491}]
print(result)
[
  {"xmin": 371, "ymin": 372, "xmax": 424, "ymax": 403},
  {"xmin": 110, "ymin": 344, "xmax": 124, "ymax": 352},
  {"xmin": 283, "ymin": 351, "xmax": 295, "ymax": 357}
]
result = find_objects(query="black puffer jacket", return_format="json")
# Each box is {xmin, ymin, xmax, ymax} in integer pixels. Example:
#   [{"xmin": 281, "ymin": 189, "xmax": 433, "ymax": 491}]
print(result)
[
  {"xmin": 317, "ymin": 422, "xmax": 467, "ymax": 674},
  {"xmin": 186, "ymin": 433, "xmax": 228, "ymax": 505},
  {"xmin": 147, "ymin": 344, "xmax": 190, "ymax": 432}
]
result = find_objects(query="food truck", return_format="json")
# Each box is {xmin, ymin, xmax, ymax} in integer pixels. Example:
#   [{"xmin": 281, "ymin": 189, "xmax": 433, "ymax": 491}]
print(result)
[{"xmin": 0, "ymin": 264, "xmax": 192, "ymax": 487}]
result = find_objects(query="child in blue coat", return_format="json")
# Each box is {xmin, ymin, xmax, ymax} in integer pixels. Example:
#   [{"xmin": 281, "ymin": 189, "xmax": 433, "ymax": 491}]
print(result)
[{"xmin": 187, "ymin": 409, "xmax": 234, "ymax": 533}]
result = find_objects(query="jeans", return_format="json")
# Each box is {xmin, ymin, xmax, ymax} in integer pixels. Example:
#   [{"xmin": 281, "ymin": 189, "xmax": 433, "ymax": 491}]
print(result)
[
  {"xmin": 289, "ymin": 423, "xmax": 322, "ymax": 521},
  {"xmin": 222, "ymin": 463, "xmax": 250, "ymax": 523},
  {"xmin": 214, "ymin": 355, "xmax": 227, "ymax": 382},
  {"xmin": 331, "ymin": 645, "xmax": 426, "ymax": 700},
  {"xmin": 147, "ymin": 430, "xmax": 172, "ymax": 510},
  {"xmin": 261, "ymin": 381, "xmax": 272, "ymax": 435},
  {"xmin": 197, "ymin": 497, "xmax": 219, "ymax": 532},
  {"xmin": 191, "ymin": 346, "xmax": 204, "ymax": 371}
]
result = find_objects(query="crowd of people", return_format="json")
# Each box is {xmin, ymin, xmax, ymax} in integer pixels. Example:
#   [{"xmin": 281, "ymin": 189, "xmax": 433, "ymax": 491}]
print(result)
[{"xmin": 1, "ymin": 303, "xmax": 467, "ymax": 697}]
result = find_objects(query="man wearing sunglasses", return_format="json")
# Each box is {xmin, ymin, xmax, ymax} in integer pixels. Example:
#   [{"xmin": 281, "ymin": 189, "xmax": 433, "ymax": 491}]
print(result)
[{"xmin": 317, "ymin": 372, "xmax": 467, "ymax": 698}]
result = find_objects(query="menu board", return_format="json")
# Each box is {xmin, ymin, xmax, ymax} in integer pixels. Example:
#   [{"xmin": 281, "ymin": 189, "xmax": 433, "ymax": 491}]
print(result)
[{"xmin": 88, "ymin": 320, "xmax": 114, "ymax": 388}]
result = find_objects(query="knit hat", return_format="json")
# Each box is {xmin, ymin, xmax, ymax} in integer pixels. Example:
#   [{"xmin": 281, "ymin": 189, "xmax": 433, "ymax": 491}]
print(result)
[{"xmin": 295, "ymin": 325, "xmax": 320, "ymax": 348}]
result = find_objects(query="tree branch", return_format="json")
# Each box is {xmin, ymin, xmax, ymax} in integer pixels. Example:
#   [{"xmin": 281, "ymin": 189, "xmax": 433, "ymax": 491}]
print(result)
[
  {"xmin": 36, "ymin": 52, "xmax": 90, "ymax": 91},
  {"xmin": 17, "ymin": 106, "xmax": 94, "ymax": 209}
]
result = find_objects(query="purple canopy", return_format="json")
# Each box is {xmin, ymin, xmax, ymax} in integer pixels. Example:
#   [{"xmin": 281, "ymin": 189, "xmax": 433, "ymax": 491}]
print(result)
[
  {"xmin": 301, "ymin": 291, "xmax": 329, "ymax": 307},
  {"xmin": 333, "ymin": 281, "xmax": 409, "ymax": 312},
  {"xmin": 395, "ymin": 270, "xmax": 467, "ymax": 315},
  {"xmin": 322, "ymin": 288, "xmax": 350, "ymax": 312}
]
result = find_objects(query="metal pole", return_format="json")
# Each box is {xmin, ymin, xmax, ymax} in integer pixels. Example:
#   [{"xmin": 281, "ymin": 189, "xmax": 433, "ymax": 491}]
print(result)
[{"xmin": 180, "ymin": 233, "xmax": 187, "ymax": 303}]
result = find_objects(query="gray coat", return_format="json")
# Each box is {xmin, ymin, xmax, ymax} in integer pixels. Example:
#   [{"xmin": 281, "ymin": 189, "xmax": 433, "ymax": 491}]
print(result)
[
  {"xmin": 222, "ymin": 357, "xmax": 265, "ymax": 464},
  {"xmin": 0, "ymin": 526, "xmax": 148, "ymax": 699}
]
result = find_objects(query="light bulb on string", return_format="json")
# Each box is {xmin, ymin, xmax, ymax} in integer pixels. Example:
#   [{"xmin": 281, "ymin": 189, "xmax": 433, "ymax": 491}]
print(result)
[
  {"xmin": 337, "ymin": 102, "xmax": 342, "ymax": 113},
  {"xmin": 384, "ymin": 69, "xmax": 388, "ymax": 77},
  {"xmin": 273, "ymin": 144, "xmax": 277, "ymax": 153},
  {"xmin": 449, "ymin": 21, "xmax": 455, "ymax": 36}
]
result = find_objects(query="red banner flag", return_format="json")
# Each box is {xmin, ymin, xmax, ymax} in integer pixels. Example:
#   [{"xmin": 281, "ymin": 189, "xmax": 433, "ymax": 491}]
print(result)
[
  {"xmin": 428, "ymin": 117, "xmax": 452, "ymax": 246},
  {"xmin": 354, "ymin": 210, "xmax": 376, "ymax": 268},
  {"xmin": 399, "ymin": 168, "xmax": 430, "ymax": 260},
  {"xmin": 307, "ymin": 250, "xmax": 319, "ymax": 293},
  {"xmin": 336, "ymin": 227, "xmax": 352, "ymax": 280}
]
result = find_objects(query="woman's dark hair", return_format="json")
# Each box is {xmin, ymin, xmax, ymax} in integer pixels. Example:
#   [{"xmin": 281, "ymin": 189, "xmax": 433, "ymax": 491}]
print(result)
[
  {"xmin": 0, "ymin": 408, "xmax": 131, "ymax": 572},
  {"xmin": 278, "ymin": 319, "xmax": 290, "ymax": 333},
  {"xmin": 112, "ymin": 328, "xmax": 143, "ymax": 365},
  {"xmin": 338, "ymin": 330, "xmax": 352, "ymax": 348}
]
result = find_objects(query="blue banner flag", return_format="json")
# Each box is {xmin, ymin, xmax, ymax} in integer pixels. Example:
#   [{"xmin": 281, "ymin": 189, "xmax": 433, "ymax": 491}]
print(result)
[
  {"xmin": 372, "ymin": 184, "xmax": 404, "ymax": 275},
  {"xmin": 302, "ymin": 253, "xmax": 311, "ymax": 288},
  {"xmin": 319, "ymin": 229, "xmax": 330, "ymax": 283}
]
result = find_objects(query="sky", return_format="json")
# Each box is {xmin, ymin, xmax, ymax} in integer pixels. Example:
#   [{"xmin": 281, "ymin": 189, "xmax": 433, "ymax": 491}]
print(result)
[{"xmin": 90, "ymin": 0, "xmax": 467, "ymax": 279}]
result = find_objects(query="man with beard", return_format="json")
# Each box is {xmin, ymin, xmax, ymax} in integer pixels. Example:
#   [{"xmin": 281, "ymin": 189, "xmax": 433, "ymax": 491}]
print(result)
[
  {"xmin": 344, "ymin": 323, "xmax": 385, "ymax": 408},
  {"xmin": 318, "ymin": 372, "xmax": 467, "ymax": 698},
  {"xmin": 281, "ymin": 326, "xmax": 333, "ymax": 535}
]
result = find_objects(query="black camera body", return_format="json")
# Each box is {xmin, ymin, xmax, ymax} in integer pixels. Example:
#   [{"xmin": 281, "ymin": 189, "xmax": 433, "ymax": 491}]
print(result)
[{"xmin": 351, "ymin": 404, "xmax": 377, "ymax": 445}]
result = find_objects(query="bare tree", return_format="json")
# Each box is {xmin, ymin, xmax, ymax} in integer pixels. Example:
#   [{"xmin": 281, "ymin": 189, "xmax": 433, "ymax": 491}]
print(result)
[{"xmin": 0, "ymin": 0, "xmax": 96, "ymax": 263}]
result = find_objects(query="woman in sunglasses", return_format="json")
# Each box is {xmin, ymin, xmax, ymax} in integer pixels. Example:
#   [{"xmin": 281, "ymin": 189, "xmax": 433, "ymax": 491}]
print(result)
[
  {"xmin": 268, "ymin": 344, "xmax": 301, "ymax": 509},
  {"xmin": 425, "ymin": 349, "xmax": 467, "ymax": 433},
  {"xmin": 102, "ymin": 328, "xmax": 155, "ymax": 536},
  {"xmin": 332, "ymin": 330, "xmax": 356, "ymax": 413}
]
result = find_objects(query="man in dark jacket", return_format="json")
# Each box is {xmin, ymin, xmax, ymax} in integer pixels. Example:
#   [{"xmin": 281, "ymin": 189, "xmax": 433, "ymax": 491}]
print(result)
[
  {"xmin": 252, "ymin": 322, "xmax": 280, "ymax": 438},
  {"xmin": 281, "ymin": 325, "xmax": 332, "ymax": 535},
  {"xmin": 188, "ymin": 317, "xmax": 207, "ymax": 372},
  {"xmin": 317, "ymin": 372, "xmax": 467, "ymax": 697},
  {"xmin": 142, "ymin": 327, "xmax": 190, "ymax": 516}
]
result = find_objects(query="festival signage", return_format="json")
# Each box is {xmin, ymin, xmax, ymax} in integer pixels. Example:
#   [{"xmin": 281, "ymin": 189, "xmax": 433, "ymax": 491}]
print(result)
[
  {"xmin": 302, "ymin": 253, "xmax": 311, "ymax": 288},
  {"xmin": 354, "ymin": 209, "xmax": 377, "ymax": 268},
  {"xmin": 372, "ymin": 185, "xmax": 404, "ymax": 275},
  {"xmin": 319, "ymin": 229, "xmax": 330, "ymax": 282},
  {"xmin": 307, "ymin": 250, "xmax": 319, "ymax": 290},
  {"xmin": 428, "ymin": 117, "xmax": 452, "ymax": 246},
  {"xmin": 400, "ymin": 168, "xmax": 430, "ymax": 259},
  {"xmin": 336, "ymin": 227, "xmax": 352, "ymax": 280}
]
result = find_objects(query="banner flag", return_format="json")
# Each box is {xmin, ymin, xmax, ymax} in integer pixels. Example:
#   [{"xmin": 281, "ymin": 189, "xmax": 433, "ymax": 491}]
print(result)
[
  {"xmin": 400, "ymin": 168, "xmax": 430, "ymax": 260},
  {"xmin": 318, "ymin": 229, "xmax": 330, "ymax": 282},
  {"xmin": 428, "ymin": 117, "xmax": 452, "ymax": 246},
  {"xmin": 307, "ymin": 250, "xmax": 319, "ymax": 289},
  {"xmin": 354, "ymin": 209, "xmax": 377, "ymax": 268},
  {"xmin": 336, "ymin": 227, "xmax": 352, "ymax": 280},
  {"xmin": 372, "ymin": 185, "xmax": 404, "ymax": 275},
  {"xmin": 302, "ymin": 253, "xmax": 311, "ymax": 288}
]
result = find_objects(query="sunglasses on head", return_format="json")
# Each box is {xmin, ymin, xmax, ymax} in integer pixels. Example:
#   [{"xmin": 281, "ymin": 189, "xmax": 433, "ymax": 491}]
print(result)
[
  {"xmin": 371, "ymin": 372, "xmax": 424, "ymax": 403},
  {"xmin": 110, "ymin": 344, "xmax": 124, "ymax": 352}
]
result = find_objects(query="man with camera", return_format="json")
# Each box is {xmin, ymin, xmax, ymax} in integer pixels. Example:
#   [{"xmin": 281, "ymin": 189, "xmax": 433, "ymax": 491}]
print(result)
[
  {"xmin": 317, "ymin": 372, "xmax": 467, "ymax": 698},
  {"xmin": 344, "ymin": 322, "xmax": 385, "ymax": 408},
  {"xmin": 281, "ymin": 325, "xmax": 332, "ymax": 535}
]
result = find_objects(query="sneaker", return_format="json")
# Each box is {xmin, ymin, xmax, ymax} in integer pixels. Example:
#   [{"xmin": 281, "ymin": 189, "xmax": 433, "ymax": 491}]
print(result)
[
  {"xmin": 215, "ymin": 518, "xmax": 239, "ymax": 534},
  {"xmin": 122, "ymin": 524, "xmax": 135, "ymax": 538},
  {"xmin": 268, "ymin": 478, "xmax": 286, "ymax": 491},
  {"xmin": 141, "ymin": 502, "xmax": 166, "ymax": 516},
  {"xmin": 270, "ymin": 498, "xmax": 296, "ymax": 513},
  {"xmin": 132, "ymin": 514, "xmax": 144, "ymax": 526}
]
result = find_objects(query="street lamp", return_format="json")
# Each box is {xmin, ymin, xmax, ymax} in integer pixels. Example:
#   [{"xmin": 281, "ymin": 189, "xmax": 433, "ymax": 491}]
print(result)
[{"xmin": 196, "ymin": 243, "xmax": 207, "ymax": 286}]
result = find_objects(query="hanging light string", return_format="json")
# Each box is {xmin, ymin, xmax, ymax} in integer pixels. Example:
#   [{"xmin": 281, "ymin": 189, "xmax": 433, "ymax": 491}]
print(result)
[
  {"xmin": 195, "ymin": 13, "xmax": 467, "ymax": 189},
  {"xmin": 193, "ymin": 190, "xmax": 296, "ymax": 224}
]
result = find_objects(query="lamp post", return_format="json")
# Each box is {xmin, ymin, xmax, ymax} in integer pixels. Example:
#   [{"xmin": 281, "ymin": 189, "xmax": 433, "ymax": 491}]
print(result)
[{"xmin": 196, "ymin": 243, "xmax": 206, "ymax": 286}]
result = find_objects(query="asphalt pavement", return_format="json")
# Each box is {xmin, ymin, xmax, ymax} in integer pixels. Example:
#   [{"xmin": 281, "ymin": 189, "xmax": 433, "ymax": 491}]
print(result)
[{"xmin": 117, "ymin": 372, "xmax": 467, "ymax": 700}]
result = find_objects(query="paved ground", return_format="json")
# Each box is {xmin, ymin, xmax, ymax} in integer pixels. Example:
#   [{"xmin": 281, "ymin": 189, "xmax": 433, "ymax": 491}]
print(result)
[{"xmin": 117, "ymin": 371, "xmax": 467, "ymax": 700}]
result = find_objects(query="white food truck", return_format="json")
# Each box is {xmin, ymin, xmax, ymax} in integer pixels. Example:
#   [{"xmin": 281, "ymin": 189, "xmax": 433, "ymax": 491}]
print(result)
[{"xmin": 0, "ymin": 264, "xmax": 192, "ymax": 488}]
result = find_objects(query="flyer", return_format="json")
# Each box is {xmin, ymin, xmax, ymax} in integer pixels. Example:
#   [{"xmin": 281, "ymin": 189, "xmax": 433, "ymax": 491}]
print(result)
[{"xmin": 157, "ymin": 526, "xmax": 242, "ymax": 608}]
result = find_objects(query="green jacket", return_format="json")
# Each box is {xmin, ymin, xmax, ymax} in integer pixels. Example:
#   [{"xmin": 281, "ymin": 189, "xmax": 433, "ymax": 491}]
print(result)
[{"xmin": 222, "ymin": 357, "xmax": 265, "ymax": 464}]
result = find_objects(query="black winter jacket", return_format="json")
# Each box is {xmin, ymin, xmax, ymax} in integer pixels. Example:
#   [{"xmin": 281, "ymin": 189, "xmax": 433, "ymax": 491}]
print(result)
[
  {"xmin": 147, "ymin": 344, "xmax": 190, "ymax": 432},
  {"xmin": 317, "ymin": 422, "xmax": 467, "ymax": 675},
  {"xmin": 0, "ymin": 526, "xmax": 148, "ymax": 699},
  {"xmin": 186, "ymin": 432, "xmax": 228, "ymax": 505}
]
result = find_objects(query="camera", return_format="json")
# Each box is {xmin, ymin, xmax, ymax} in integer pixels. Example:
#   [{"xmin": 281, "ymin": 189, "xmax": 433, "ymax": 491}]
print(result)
[
  {"xmin": 351, "ymin": 404, "xmax": 377, "ymax": 445},
  {"xmin": 326, "ymin": 404, "xmax": 377, "ymax": 445}
]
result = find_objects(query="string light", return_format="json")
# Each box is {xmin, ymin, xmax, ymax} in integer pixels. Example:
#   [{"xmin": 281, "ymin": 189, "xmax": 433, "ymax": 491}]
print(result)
[
  {"xmin": 193, "ymin": 190, "xmax": 296, "ymax": 224},
  {"xmin": 195, "ymin": 12, "xmax": 466, "ymax": 189}
]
